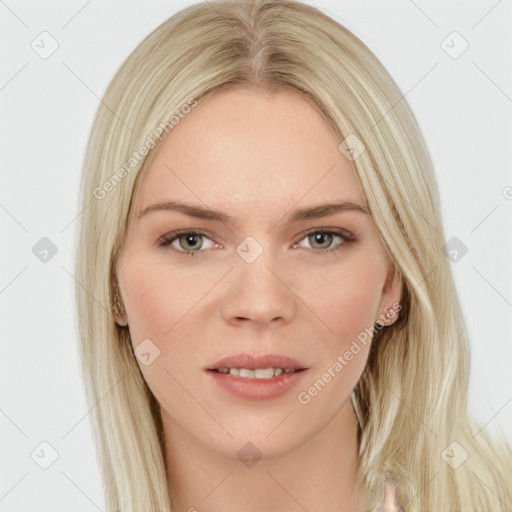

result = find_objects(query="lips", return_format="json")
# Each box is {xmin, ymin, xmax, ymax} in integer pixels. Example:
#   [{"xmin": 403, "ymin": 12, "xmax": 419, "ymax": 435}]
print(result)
[
  {"xmin": 206, "ymin": 353, "xmax": 307, "ymax": 372},
  {"xmin": 205, "ymin": 353, "xmax": 308, "ymax": 400}
]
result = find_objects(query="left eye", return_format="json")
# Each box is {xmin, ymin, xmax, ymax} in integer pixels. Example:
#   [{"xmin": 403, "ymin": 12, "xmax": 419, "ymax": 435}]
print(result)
[
  {"xmin": 156, "ymin": 228, "xmax": 353, "ymax": 257},
  {"xmin": 295, "ymin": 230, "xmax": 347, "ymax": 251}
]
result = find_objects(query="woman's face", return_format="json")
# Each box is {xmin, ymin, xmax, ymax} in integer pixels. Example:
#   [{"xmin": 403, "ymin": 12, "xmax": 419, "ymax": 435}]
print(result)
[{"xmin": 116, "ymin": 87, "xmax": 400, "ymax": 459}]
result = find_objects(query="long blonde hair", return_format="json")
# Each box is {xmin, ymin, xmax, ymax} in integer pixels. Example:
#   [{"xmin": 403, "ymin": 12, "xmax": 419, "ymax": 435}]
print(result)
[{"xmin": 74, "ymin": 0, "xmax": 512, "ymax": 510}]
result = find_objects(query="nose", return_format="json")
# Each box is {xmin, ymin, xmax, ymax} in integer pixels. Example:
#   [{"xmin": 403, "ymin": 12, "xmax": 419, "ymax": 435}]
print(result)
[{"xmin": 220, "ymin": 250, "xmax": 297, "ymax": 329}]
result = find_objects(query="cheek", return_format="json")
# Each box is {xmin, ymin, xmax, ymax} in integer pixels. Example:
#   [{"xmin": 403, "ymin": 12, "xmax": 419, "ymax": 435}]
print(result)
[
  {"xmin": 293, "ymin": 259, "xmax": 385, "ymax": 412},
  {"xmin": 122, "ymin": 265, "xmax": 168, "ymax": 339},
  {"xmin": 297, "ymin": 255, "xmax": 386, "ymax": 347},
  {"xmin": 118, "ymin": 256, "xmax": 201, "ymax": 401},
  {"xmin": 120, "ymin": 254, "xmax": 204, "ymax": 340},
  {"xmin": 118, "ymin": 253, "xmax": 219, "ymax": 380}
]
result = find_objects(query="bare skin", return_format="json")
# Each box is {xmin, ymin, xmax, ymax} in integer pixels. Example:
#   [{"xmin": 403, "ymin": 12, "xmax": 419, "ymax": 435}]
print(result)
[{"xmin": 115, "ymin": 86, "xmax": 402, "ymax": 511}]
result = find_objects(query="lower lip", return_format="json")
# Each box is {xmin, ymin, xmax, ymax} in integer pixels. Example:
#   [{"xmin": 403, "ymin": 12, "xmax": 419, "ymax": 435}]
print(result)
[{"xmin": 205, "ymin": 369, "xmax": 307, "ymax": 401}]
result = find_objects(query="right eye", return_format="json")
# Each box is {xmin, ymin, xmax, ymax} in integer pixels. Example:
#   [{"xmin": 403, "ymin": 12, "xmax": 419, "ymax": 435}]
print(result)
[{"xmin": 156, "ymin": 229, "xmax": 219, "ymax": 257}]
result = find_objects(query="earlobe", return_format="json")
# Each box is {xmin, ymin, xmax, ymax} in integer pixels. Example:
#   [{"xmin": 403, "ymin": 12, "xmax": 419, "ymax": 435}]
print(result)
[{"xmin": 376, "ymin": 305, "xmax": 400, "ymax": 327}]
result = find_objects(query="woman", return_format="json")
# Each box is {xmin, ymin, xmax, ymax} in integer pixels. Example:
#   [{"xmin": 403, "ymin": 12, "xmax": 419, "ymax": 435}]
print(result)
[{"xmin": 74, "ymin": 0, "xmax": 512, "ymax": 510}]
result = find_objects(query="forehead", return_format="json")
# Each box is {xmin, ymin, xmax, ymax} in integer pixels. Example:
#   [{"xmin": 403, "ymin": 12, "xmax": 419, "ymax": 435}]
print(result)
[{"xmin": 133, "ymin": 87, "xmax": 365, "ymax": 224}]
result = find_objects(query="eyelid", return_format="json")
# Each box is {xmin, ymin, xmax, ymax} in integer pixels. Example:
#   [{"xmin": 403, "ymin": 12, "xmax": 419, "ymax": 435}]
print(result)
[{"xmin": 298, "ymin": 226, "xmax": 355, "ymax": 242}]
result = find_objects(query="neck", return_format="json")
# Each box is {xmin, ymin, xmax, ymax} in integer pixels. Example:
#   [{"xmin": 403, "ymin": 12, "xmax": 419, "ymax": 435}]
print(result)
[{"xmin": 163, "ymin": 399, "xmax": 366, "ymax": 512}]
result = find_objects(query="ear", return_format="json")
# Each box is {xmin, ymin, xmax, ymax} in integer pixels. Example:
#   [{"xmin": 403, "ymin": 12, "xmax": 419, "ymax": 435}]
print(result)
[
  {"xmin": 375, "ymin": 264, "xmax": 402, "ymax": 327},
  {"xmin": 112, "ymin": 277, "xmax": 128, "ymax": 327},
  {"xmin": 113, "ymin": 302, "xmax": 128, "ymax": 326}
]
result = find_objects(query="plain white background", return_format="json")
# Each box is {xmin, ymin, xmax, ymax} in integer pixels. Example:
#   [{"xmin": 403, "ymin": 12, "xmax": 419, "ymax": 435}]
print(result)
[{"xmin": 1, "ymin": 0, "xmax": 511, "ymax": 510}]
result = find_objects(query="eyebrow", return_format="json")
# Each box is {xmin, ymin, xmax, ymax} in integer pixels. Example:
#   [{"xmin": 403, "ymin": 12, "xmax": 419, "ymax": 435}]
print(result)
[{"xmin": 139, "ymin": 199, "xmax": 369, "ymax": 225}]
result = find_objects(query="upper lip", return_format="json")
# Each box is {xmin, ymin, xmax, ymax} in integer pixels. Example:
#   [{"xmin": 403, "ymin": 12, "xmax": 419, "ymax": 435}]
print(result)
[{"xmin": 206, "ymin": 353, "xmax": 307, "ymax": 371}]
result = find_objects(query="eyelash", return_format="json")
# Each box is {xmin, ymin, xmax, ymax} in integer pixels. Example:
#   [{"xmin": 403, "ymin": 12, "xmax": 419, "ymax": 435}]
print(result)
[{"xmin": 156, "ymin": 227, "xmax": 355, "ymax": 258}]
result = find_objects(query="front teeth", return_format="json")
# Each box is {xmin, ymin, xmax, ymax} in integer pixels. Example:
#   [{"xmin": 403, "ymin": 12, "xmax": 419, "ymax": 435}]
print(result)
[{"xmin": 215, "ymin": 367, "xmax": 295, "ymax": 378}]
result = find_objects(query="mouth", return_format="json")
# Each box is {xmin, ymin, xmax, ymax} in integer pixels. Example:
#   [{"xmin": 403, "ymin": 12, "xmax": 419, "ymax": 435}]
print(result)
[
  {"xmin": 205, "ymin": 353, "xmax": 308, "ymax": 400},
  {"xmin": 207, "ymin": 367, "xmax": 306, "ymax": 379},
  {"xmin": 206, "ymin": 353, "xmax": 307, "ymax": 375}
]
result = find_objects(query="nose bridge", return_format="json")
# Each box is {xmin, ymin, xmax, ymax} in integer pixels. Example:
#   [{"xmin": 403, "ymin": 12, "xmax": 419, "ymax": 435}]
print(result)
[
  {"xmin": 235, "ymin": 233, "xmax": 288, "ymax": 288},
  {"xmin": 220, "ymin": 234, "xmax": 296, "ymax": 325}
]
